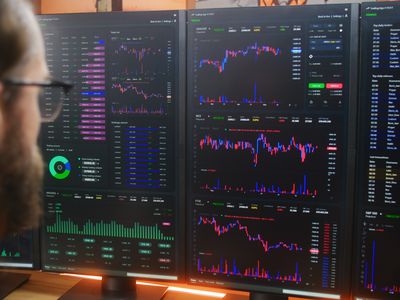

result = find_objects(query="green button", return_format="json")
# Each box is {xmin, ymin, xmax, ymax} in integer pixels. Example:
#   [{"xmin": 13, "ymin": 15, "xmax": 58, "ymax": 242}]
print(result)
[
  {"xmin": 101, "ymin": 247, "xmax": 114, "ymax": 252},
  {"xmin": 83, "ymin": 238, "xmax": 95, "ymax": 243},
  {"xmin": 308, "ymin": 83, "xmax": 325, "ymax": 89},
  {"xmin": 386, "ymin": 214, "xmax": 400, "ymax": 219},
  {"xmin": 158, "ymin": 243, "xmax": 171, "ymax": 249}
]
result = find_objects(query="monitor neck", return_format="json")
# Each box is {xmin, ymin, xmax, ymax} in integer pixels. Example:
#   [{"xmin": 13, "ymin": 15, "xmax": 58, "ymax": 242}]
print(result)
[
  {"xmin": 249, "ymin": 292, "xmax": 288, "ymax": 300},
  {"xmin": 101, "ymin": 276, "xmax": 137, "ymax": 299}
]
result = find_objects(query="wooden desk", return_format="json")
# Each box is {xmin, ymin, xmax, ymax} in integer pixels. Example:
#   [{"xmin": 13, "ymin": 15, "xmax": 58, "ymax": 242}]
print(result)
[
  {"xmin": 3, "ymin": 270, "xmax": 81, "ymax": 300},
  {"xmin": 2, "ymin": 270, "xmax": 311, "ymax": 300},
  {"xmin": 2, "ymin": 270, "xmax": 247, "ymax": 300}
]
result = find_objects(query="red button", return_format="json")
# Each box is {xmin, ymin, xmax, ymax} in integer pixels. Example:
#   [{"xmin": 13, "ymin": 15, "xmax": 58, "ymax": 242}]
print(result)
[{"xmin": 326, "ymin": 83, "xmax": 343, "ymax": 89}]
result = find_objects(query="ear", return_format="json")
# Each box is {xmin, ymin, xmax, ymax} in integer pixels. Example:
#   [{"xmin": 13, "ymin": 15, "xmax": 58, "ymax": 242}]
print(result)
[
  {"xmin": 0, "ymin": 82, "xmax": 5, "ymax": 106},
  {"xmin": 0, "ymin": 82, "xmax": 5, "ymax": 112},
  {"xmin": 0, "ymin": 82, "xmax": 5, "ymax": 142}
]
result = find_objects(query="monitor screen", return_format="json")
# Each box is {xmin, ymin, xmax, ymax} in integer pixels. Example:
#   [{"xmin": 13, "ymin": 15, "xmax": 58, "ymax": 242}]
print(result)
[
  {"xmin": 0, "ymin": 230, "xmax": 39, "ymax": 269},
  {"xmin": 38, "ymin": 11, "xmax": 185, "ymax": 280},
  {"xmin": 186, "ymin": 5, "xmax": 358, "ymax": 299},
  {"xmin": 353, "ymin": 2, "xmax": 400, "ymax": 299}
]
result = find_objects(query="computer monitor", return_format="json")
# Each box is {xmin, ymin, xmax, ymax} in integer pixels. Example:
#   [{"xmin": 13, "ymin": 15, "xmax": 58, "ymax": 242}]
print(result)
[
  {"xmin": 0, "ymin": 230, "xmax": 39, "ymax": 298},
  {"xmin": 38, "ymin": 10, "xmax": 185, "ymax": 299},
  {"xmin": 186, "ymin": 4, "xmax": 359, "ymax": 300},
  {"xmin": 353, "ymin": 2, "xmax": 400, "ymax": 299},
  {"xmin": 0, "ymin": 230, "xmax": 39, "ymax": 269}
]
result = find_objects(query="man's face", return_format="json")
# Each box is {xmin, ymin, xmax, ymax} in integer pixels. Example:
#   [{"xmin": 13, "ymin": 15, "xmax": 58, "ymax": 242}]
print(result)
[{"xmin": 0, "ymin": 26, "xmax": 49, "ymax": 235}]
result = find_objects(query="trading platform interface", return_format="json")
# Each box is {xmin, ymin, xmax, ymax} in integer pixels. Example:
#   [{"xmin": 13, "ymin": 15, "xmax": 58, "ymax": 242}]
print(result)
[
  {"xmin": 38, "ymin": 11, "xmax": 183, "ymax": 280},
  {"xmin": 0, "ymin": 231, "xmax": 37, "ymax": 269},
  {"xmin": 354, "ymin": 3, "xmax": 400, "ymax": 299},
  {"xmin": 187, "ymin": 5, "xmax": 357, "ymax": 299}
]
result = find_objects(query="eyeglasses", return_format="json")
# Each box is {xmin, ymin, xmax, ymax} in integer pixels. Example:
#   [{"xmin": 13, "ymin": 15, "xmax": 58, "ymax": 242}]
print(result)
[{"xmin": 1, "ymin": 78, "xmax": 74, "ymax": 123}]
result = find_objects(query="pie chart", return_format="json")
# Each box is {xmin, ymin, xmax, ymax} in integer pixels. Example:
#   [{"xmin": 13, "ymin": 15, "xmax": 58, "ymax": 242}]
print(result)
[{"xmin": 49, "ymin": 156, "xmax": 71, "ymax": 180}]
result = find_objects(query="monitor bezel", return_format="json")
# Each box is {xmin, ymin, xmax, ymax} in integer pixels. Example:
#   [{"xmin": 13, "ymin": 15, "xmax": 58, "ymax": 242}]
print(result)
[
  {"xmin": 37, "ymin": 9, "xmax": 187, "ymax": 282},
  {"xmin": 351, "ymin": 2, "xmax": 400, "ymax": 299},
  {"xmin": 0, "ymin": 229, "xmax": 40, "ymax": 270},
  {"xmin": 185, "ymin": 4, "xmax": 360, "ymax": 299}
]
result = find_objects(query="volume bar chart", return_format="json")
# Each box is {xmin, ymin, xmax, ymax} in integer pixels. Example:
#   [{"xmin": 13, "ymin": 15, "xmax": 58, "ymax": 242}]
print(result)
[
  {"xmin": 200, "ymin": 175, "xmax": 318, "ymax": 198},
  {"xmin": 0, "ymin": 249, "xmax": 21, "ymax": 258},
  {"xmin": 363, "ymin": 240, "xmax": 400, "ymax": 295},
  {"xmin": 199, "ymin": 82, "xmax": 280, "ymax": 107},
  {"xmin": 43, "ymin": 189, "xmax": 176, "ymax": 274},
  {"xmin": 360, "ymin": 210, "xmax": 400, "ymax": 297},
  {"xmin": 111, "ymin": 104, "xmax": 166, "ymax": 115},
  {"xmin": 0, "ymin": 231, "xmax": 34, "ymax": 267},
  {"xmin": 197, "ymin": 258, "xmax": 301, "ymax": 283},
  {"xmin": 47, "ymin": 213, "xmax": 173, "ymax": 240}
]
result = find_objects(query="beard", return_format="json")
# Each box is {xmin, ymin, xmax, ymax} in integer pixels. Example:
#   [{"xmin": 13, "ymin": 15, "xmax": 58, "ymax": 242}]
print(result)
[{"xmin": 0, "ymin": 120, "xmax": 44, "ymax": 235}]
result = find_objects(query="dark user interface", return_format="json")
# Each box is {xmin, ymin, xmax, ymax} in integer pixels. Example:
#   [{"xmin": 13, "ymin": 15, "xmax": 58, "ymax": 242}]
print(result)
[
  {"xmin": 354, "ymin": 3, "xmax": 400, "ymax": 298},
  {"xmin": 0, "ymin": 231, "xmax": 36, "ymax": 269},
  {"xmin": 187, "ymin": 5, "xmax": 356, "ymax": 298},
  {"xmin": 38, "ymin": 11, "xmax": 181, "ymax": 280}
]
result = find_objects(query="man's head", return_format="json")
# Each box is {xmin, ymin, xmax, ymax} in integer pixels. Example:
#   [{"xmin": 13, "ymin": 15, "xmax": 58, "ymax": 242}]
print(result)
[{"xmin": 0, "ymin": 0, "xmax": 48, "ymax": 236}]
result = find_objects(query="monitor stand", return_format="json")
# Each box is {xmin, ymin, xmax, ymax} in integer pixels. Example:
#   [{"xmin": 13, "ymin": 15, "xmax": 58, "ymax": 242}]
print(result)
[
  {"xmin": 0, "ymin": 272, "xmax": 30, "ymax": 298},
  {"xmin": 249, "ymin": 292, "xmax": 288, "ymax": 300},
  {"xmin": 60, "ymin": 276, "xmax": 168, "ymax": 300}
]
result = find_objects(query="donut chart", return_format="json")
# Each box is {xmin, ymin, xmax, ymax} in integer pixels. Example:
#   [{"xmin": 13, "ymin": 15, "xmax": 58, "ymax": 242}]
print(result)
[{"xmin": 49, "ymin": 156, "xmax": 71, "ymax": 180}]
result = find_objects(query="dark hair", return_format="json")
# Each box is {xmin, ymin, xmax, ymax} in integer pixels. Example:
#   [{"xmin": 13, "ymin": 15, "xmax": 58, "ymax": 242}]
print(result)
[{"xmin": 0, "ymin": 0, "xmax": 34, "ymax": 79}]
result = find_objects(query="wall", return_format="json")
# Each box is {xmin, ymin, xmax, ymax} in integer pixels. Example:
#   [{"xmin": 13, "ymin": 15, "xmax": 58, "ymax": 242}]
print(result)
[
  {"xmin": 196, "ymin": 0, "xmax": 257, "ymax": 8},
  {"xmin": 37, "ymin": 0, "xmax": 191, "ymax": 13},
  {"xmin": 41, "ymin": 0, "xmax": 97, "ymax": 14},
  {"xmin": 31, "ymin": 0, "xmax": 41, "ymax": 13},
  {"xmin": 35, "ymin": 0, "xmax": 400, "ymax": 13},
  {"xmin": 123, "ymin": 0, "xmax": 187, "ymax": 10}
]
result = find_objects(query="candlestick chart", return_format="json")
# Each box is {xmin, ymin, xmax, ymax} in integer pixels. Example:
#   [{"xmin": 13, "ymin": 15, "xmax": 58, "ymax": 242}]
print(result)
[
  {"xmin": 192, "ymin": 35, "xmax": 304, "ymax": 110},
  {"xmin": 191, "ymin": 199, "xmax": 340, "ymax": 289},
  {"xmin": 192, "ymin": 117, "xmax": 342, "ymax": 202},
  {"xmin": 108, "ymin": 31, "xmax": 173, "ymax": 116}
]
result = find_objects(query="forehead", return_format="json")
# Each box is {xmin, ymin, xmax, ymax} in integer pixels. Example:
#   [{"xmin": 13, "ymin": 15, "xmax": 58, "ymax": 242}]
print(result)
[{"xmin": 24, "ymin": 25, "xmax": 49, "ymax": 78}]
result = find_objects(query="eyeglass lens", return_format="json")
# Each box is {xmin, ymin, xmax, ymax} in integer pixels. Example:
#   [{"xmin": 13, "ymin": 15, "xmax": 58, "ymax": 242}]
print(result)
[{"xmin": 39, "ymin": 86, "xmax": 66, "ymax": 123}]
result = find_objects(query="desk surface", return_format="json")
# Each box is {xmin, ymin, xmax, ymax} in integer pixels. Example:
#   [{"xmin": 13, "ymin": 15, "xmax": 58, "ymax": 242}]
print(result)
[
  {"xmin": 1, "ymin": 270, "xmax": 311, "ymax": 300},
  {"xmin": 1, "ymin": 270, "xmax": 249, "ymax": 300}
]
